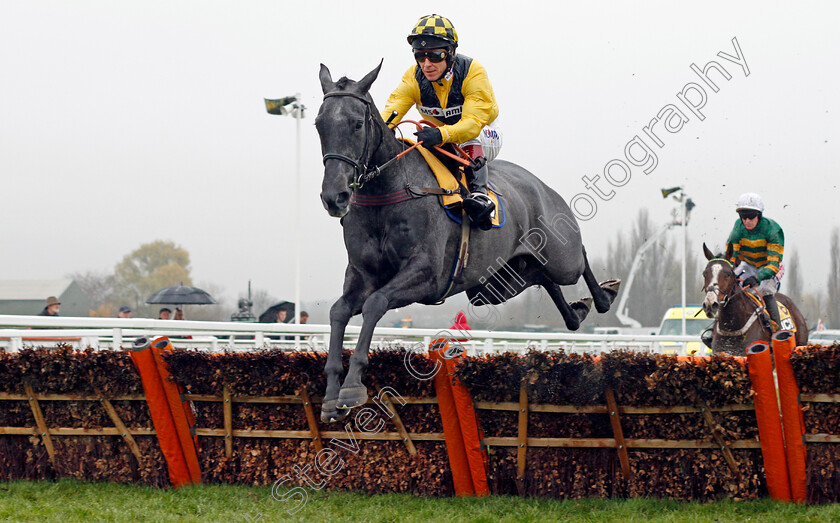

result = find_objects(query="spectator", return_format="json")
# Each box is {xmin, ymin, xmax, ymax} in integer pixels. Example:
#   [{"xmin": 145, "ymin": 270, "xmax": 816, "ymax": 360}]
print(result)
[
  {"xmin": 300, "ymin": 311, "xmax": 309, "ymax": 324},
  {"xmin": 117, "ymin": 305, "xmax": 132, "ymax": 318},
  {"xmin": 450, "ymin": 311, "xmax": 471, "ymax": 342},
  {"xmin": 174, "ymin": 307, "xmax": 185, "ymax": 320},
  {"xmin": 275, "ymin": 309, "xmax": 287, "ymax": 323},
  {"xmin": 158, "ymin": 308, "xmax": 172, "ymax": 320},
  {"xmin": 38, "ymin": 296, "xmax": 61, "ymax": 316}
]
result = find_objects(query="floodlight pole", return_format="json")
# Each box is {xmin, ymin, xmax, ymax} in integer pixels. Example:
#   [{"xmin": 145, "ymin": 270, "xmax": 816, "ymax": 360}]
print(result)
[
  {"xmin": 293, "ymin": 93, "xmax": 301, "ymax": 327},
  {"xmin": 681, "ymin": 195, "xmax": 687, "ymax": 338},
  {"xmin": 265, "ymin": 93, "xmax": 304, "ymax": 330}
]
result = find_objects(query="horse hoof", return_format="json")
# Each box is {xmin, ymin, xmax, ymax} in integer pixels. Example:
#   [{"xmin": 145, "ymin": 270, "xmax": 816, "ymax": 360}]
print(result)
[
  {"xmin": 596, "ymin": 279, "xmax": 621, "ymax": 313},
  {"xmin": 321, "ymin": 400, "xmax": 340, "ymax": 423},
  {"xmin": 337, "ymin": 386, "xmax": 368, "ymax": 410},
  {"xmin": 599, "ymin": 279, "xmax": 621, "ymax": 298},
  {"xmin": 569, "ymin": 297, "xmax": 592, "ymax": 326}
]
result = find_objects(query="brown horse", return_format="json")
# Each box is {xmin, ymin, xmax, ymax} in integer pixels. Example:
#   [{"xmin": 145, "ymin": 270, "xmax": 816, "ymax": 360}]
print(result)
[{"xmin": 701, "ymin": 243, "xmax": 808, "ymax": 355}]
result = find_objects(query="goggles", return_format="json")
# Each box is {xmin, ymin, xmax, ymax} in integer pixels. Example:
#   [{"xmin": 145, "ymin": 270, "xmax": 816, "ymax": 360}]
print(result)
[
  {"xmin": 414, "ymin": 50, "xmax": 447, "ymax": 64},
  {"xmin": 738, "ymin": 210, "xmax": 760, "ymax": 220}
]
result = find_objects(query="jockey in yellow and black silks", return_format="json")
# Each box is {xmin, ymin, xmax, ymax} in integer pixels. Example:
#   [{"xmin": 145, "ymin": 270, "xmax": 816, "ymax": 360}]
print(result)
[{"xmin": 382, "ymin": 14, "xmax": 500, "ymax": 230}]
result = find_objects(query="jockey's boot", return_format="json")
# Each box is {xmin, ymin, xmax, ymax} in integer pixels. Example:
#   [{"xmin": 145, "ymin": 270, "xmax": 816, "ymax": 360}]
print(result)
[
  {"xmin": 701, "ymin": 327, "xmax": 714, "ymax": 349},
  {"xmin": 463, "ymin": 157, "xmax": 495, "ymax": 231},
  {"xmin": 763, "ymin": 294, "xmax": 782, "ymax": 332}
]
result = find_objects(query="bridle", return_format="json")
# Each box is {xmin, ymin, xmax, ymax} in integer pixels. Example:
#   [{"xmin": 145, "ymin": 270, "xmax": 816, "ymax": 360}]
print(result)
[
  {"xmin": 320, "ymin": 91, "xmax": 384, "ymax": 191},
  {"xmin": 704, "ymin": 258, "xmax": 740, "ymax": 309},
  {"xmin": 704, "ymin": 258, "xmax": 768, "ymax": 337}
]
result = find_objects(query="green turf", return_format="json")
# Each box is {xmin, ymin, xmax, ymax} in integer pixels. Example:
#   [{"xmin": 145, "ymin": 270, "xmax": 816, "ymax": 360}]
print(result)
[{"xmin": 1, "ymin": 480, "xmax": 838, "ymax": 522}]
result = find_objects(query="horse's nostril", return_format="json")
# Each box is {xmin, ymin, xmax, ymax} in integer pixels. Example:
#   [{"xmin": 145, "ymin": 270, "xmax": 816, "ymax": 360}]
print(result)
[{"xmin": 335, "ymin": 192, "xmax": 350, "ymax": 207}]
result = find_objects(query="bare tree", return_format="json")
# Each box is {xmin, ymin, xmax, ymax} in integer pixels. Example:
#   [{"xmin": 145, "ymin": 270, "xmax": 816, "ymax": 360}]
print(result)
[
  {"xmin": 596, "ymin": 208, "xmax": 702, "ymax": 328},
  {"xmin": 783, "ymin": 249, "xmax": 803, "ymax": 305},
  {"xmin": 67, "ymin": 270, "xmax": 115, "ymax": 313},
  {"xmin": 827, "ymin": 228, "xmax": 840, "ymax": 328}
]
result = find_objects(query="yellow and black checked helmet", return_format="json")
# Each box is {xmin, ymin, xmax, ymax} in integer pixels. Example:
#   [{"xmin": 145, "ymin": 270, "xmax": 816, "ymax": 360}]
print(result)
[{"xmin": 407, "ymin": 14, "xmax": 458, "ymax": 50}]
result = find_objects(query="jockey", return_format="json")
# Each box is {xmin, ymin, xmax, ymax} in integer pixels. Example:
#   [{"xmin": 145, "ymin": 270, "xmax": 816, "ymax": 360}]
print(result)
[
  {"xmin": 726, "ymin": 193, "xmax": 785, "ymax": 330},
  {"xmin": 382, "ymin": 13, "xmax": 500, "ymax": 230}
]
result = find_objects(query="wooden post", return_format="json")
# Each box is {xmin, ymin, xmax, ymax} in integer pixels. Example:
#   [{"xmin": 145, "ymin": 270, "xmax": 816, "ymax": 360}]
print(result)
[
  {"xmin": 299, "ymin": 386, "xmax": 323, "ymax": 452},
  {"xmin": 604, "ymin": 388, "xmax": 632, "ymax": 480},
  {"xmin": 223, "ymin": 385, "xmax": 233, "ymax": 458},
  {"xmin": 376, "ymin": 386, "xmax": 416, "ymax": 456},
  {"xmin": 99, "ymin": 396, "xmax": 144, "ymax": 465},
  {"xmin": 698, "ymin": 400, "xmax": 741, "ymax": 479},
  {"xmin": 23, "ymin": 382, "xmax": 56, "ymax": 467},
  {"xmin": 516, "ymin": 382, "xmax": 528, "ymax": 495}
]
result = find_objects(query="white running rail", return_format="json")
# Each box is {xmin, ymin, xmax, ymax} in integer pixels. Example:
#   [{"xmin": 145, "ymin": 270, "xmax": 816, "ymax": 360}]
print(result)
[{"xmin": 0, "ymin": 315, "xmax": 702, "ymax": 355}]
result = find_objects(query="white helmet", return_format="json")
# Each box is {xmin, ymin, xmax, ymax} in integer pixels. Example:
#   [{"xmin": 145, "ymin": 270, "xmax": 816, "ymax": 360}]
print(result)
[{"xmin": 735, "ymin": 193, "xmax": 765, "ymax": 213}]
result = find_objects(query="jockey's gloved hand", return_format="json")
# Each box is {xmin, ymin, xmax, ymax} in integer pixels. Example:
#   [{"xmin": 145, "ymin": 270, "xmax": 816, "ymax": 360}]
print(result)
[
  {"xmin": 742, "ymin": 275, "xmax": 760, "ymax": 288},
  {"xmin": 415, "ymin": 127, "xmax": 442, "ymax": 147}
]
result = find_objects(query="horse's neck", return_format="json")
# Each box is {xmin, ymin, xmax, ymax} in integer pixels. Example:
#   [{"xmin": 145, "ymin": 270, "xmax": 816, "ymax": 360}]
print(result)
[
  {"xmin": 719, "ymin": 292, "xmax": 755, "ymax": 328},
  {"xmin": 362, "ymin": 125, "xmax": 432, "ymax": 194}
]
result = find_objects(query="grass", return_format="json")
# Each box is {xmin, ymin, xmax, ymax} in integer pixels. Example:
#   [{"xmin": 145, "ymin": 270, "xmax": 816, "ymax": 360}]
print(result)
[{"xmin": 1, "ymin": 480, "xmax": 838, "ymax": 522}]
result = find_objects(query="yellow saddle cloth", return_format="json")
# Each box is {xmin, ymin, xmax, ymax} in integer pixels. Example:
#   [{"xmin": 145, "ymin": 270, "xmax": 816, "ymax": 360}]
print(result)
[
  {"xmin": 746, "ymin": 291, "xmax": 797, "ymax": 332},
  {"xmin": 402, "ymin": 139, "xmax": 502, "ymax": 227}
]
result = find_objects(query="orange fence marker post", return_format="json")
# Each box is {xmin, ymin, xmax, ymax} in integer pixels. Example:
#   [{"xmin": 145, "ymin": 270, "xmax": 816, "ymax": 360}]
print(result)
[
  {"xmin": 430, "ymin": 346, "xmax": 475, "ymax": 496},
  {"xmin": 746, "ymin": 341, "xmax": 791, "ymax": 502},
  {"xmin": 444, "ymin": 353, "xmax": 490, "ymax": 496},
  {"xmin": 129, "ymin": 336, "xmax": 201, "ymax": 487},
  {"xmin": 772, "ymin": 330, "xmax": 807, "ymax": 503}
]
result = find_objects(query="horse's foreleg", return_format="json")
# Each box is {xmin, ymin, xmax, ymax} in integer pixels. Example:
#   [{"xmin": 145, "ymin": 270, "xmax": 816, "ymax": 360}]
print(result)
[
  {"xmin": 322, "ymin": 270, "xmax": 369, "ymax": 423},
  {"xmin": 322, "ymin": 296, "xmax": 352, "ymax": 422},
  {"xmin": 338, "ymin": 261, "xmax": 435, "ymax": 410}
]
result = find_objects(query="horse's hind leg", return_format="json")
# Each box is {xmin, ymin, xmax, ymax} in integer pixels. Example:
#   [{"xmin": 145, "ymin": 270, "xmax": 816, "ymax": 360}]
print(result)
[
  {"xmin": 543, "ymin": 282, "xmax": 591, "ymax": 331},
  {"xmin": 581, "ymin": 246, "xmax": 620, "ymax": 313}
]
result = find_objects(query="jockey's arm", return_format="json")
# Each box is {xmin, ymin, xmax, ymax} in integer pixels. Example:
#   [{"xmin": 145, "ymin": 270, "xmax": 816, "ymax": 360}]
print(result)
[{"xmin": 757, "ymin": 227, "xmax": 784, "ymax": 281}]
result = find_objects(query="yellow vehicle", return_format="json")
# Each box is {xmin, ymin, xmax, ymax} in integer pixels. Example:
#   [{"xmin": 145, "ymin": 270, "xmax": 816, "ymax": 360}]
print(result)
[{"xmin": 657, "ymin": 305, "xmax": 714, "ymax": 355}]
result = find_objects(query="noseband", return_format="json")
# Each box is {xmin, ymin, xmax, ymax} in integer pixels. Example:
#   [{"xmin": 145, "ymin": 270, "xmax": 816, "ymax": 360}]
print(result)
[
  {"xmin": 704, "ymin": 258, "xmax": 739, "ymax": 308},
  {"xmin": 320, "ymin": 91, "xmax": 381, "ymax": 191}
]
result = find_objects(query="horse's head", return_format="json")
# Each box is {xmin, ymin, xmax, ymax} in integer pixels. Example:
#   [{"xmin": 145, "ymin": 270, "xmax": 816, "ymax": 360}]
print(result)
[
  {"xmin": 701, "ymin": 242, "xmax": 736, "ymax": 318},
  {"xmin": 315, "ymin": 61, "xmax": 383, "ymax": 217}
]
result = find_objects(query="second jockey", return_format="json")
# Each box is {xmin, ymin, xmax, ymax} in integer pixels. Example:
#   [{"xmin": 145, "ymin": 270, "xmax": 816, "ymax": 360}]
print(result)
[
  {"xmin": 382, "ymin": 13, "xmax": 499, "ymax": 230},
  {"xmin": 726, "ymin": 192, "xmax": 785, "ymax": 331}
]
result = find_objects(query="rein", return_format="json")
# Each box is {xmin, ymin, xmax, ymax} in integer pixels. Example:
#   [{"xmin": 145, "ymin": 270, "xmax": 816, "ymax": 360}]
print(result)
[
  {"xmin": 705, "ymin": 259, "xmax": 766, "ymax": 337},
  {"xmin": 321, "ymin": 90, "xmax": 472, "ymax": 196}
]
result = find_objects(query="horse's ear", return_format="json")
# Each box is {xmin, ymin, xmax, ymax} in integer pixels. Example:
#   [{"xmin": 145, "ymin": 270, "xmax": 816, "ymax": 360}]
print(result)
[
  {"xmin": 725, "ymin": 243, "xmax": 734, "ymax": 261},
  {"xmin": 319, "ymin": 63, "xmax": 334, "ymax": 94},
  {"xmin": 702, "ymin": 242, "xmax": 714, "ymax": 260},
  {"xmin": 356, "ymin": 59, "xmax": 383, "ymax": 94}
]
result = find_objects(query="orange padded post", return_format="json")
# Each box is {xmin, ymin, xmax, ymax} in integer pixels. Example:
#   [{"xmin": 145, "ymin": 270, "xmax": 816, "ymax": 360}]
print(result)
[
  {"xmin": 772, "ymin": 330, "xmax": 807, "ymax": 503},
  {"xmin": 151, "ymin": 337, "xmax": 201, "ymax": 485},
  {"xmin": 129, "ymin": 336, "xmax": 201, "ymax": 487},
  {"xmin": 430, "ymin": 347, "xmax": 474, "ymax": 496},
  {"xmin": 444, "ymin": 354, "xmax": 490, "ymax": 496},
  {"xmin": 746, "ymin": 341, "xmax": 791, "ymax": 502}
]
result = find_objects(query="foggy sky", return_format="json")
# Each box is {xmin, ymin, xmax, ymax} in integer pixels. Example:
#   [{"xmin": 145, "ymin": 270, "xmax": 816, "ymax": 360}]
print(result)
[{"xmin": 2, "ymin": 1, "xmax": 837, "ymax": 311}]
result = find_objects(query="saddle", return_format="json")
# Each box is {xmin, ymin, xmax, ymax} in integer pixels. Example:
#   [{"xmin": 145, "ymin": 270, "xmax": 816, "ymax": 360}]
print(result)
[
  {"xmin": 402, "ymin": 139, "xmax": 504, "ymax": 228},
  {"xmin": 743, "ymin": 288, "xmax": 796, "ymax": 332}
]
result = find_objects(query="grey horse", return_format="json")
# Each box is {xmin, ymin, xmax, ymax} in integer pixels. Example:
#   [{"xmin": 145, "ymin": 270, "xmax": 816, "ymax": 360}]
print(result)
[{"xmin": 315, "ymin": 62, "xmax": 620, "ymax": 422}]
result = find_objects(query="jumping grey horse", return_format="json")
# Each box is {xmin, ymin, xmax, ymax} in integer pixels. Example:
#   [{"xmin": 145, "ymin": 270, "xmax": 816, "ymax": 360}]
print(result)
[{"xmin": 315, "ymin": 62, "xmax": 619, "ymax": 422}]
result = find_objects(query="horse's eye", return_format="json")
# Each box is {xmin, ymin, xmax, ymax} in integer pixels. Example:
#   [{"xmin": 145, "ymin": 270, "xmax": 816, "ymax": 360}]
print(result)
[{"xmin": 354, "ymin": 120, "xmax": 364, "ymax": 130}]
